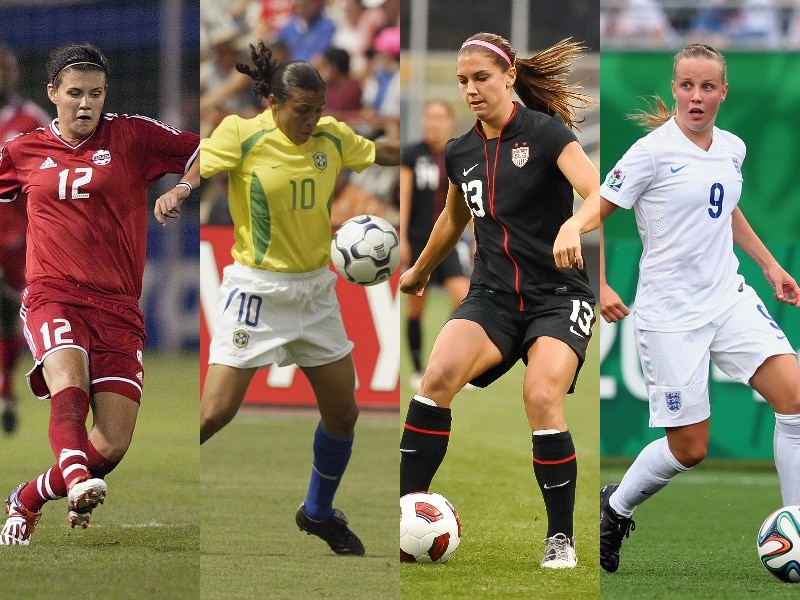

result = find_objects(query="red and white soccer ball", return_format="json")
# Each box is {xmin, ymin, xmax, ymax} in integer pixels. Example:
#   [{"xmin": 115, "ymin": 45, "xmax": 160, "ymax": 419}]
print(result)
[
  {"xmin": 757, "ymin": 504, "xmax": 800, "ymax": 583},
  {"xmin": 331, "ymin": 214, "xmax": 400, "ymax": 286},
  {"xmin": 400, "ymin": 491, "xmax": 461, "ymax": 563}
]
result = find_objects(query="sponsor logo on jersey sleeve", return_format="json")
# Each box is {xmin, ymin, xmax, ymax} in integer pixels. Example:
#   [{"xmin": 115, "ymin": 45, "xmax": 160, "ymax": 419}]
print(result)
[
  {"xmin": 731, "ymin": 157, "xmax": 741, "ymax": 174},
  {"xmin": 604, "ymin": 167, "xmax": 628, "ymax": 192},
  {"xmin": 511, "ymin": 142, "xmax": 529, "ymax": 168}
]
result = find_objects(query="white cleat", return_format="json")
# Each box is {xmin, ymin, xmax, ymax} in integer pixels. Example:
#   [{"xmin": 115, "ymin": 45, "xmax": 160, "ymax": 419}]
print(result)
[
  {"xmin": 540, "ymin": 533, "xmax": 578, "ymax": 569},
  {"xmin": 0, "ymin": 484, "xmax": 41, "ymax": 546},
  {"xmin": 67, "ymin": 478, "xmax": 107, "ymax": 529}
]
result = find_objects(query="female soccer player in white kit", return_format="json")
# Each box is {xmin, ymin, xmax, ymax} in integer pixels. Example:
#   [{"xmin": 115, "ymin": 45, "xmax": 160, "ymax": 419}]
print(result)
[{"xmin": 599, "ymin": 43, "xmax": 800, "ymax": 573}]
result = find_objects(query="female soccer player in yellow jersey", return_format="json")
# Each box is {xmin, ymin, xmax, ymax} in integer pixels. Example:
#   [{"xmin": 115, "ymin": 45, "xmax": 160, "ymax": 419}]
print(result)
[{"xmin": 199, "ymin": 42, "xmax": 399, "ymax": 556}]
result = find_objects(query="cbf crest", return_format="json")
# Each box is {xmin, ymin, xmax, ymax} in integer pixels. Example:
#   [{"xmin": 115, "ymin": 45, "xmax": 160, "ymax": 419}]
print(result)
[
  {"xmin": 233, "ymin": 329, "xmax": 250, "ymax": 348},
  {"xmin": 313, "ymin": 151, "xmax": 327, "ymax": 171},
  {"xmin": 511, "ymin": 142, "xmax": 529, "ymax": 168}
]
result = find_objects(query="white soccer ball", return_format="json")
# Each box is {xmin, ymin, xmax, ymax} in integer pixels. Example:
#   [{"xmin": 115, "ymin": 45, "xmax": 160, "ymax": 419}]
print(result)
[
  {"xmin": 331, "ymin": 215, "xmax": 400, "ymax": 286},
  {"xmin": 400, "ymin": 491, "xmax": 461, "ymax": 563},
  {"xmin": 757, "ymin": 504, "xmax": 800, "ymax": 583}
]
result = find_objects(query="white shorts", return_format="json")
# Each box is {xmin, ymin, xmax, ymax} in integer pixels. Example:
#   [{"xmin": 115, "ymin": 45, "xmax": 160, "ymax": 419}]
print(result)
[
  {"xmin": 208, "ymin": 262, "xmax": 353, "ymax": 369},
  {"xmin": 636, "ymin": 284, "xmax": 796, "ymax": 428}
]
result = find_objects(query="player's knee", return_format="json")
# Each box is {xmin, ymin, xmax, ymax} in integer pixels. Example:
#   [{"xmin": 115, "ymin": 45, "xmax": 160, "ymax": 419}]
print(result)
[
  {"xmin": 418, "ymin": 361, "xmax": 462, "ymax": 400},
  {"xmin": 200, "ymin": 402, "xmax": 237, "ymax": 437},
  {"xmin": 671, "ymin": 442, "xmax": 707, "ymax": 468}
]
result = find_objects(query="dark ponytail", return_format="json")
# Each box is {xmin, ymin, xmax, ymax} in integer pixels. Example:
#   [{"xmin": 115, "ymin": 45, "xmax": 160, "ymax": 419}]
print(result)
[{"xmin": 236, "ymin": 41, "xmax": 325, "ymax": 102}]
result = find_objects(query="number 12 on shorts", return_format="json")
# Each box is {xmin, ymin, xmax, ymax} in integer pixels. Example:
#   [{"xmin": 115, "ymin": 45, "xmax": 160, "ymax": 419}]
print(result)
[{"xmin": 569, "ymin": 300, "xmax": 593, "ymax": 338}]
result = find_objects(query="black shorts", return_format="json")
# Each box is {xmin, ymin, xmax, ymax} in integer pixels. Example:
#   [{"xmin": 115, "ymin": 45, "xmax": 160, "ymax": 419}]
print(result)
[
  {"xmin": 410, "ymin": 237, "xmax": 470, "ymax": 287},
  {"xmin": 449, "ymin": 288, "xmax": 595, "ymax": 391}
]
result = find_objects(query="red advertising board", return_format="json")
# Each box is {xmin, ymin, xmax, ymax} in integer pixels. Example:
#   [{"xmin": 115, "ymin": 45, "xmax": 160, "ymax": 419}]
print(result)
[{"xmin": 200, "ymin": 226, "xmax": 400, "ymax": 408}]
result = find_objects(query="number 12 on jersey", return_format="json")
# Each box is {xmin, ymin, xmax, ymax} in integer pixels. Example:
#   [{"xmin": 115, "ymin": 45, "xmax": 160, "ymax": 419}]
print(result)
[{"xmin": 58, "ymin": 167, "xmax": 93, "ymax": 200}]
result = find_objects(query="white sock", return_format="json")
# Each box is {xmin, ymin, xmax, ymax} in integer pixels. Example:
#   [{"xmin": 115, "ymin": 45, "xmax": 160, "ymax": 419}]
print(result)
[
  {"xmin": 774, "ymin": 412, "xmax": 800, "ymax": 505},
  {"xmin": 610, "ymin": 437, "xmax": 689, "ymax": 518},
  {"xmin": 412, "ymin": 395, "xmax": 438, "ymax": 407}
]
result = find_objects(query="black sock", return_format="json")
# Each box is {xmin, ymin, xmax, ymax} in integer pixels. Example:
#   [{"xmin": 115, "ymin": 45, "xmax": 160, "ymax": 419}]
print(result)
[
  {"xmin": 400, "ymin": 398, "xmax": 451, "ymax": 496},
  {"xmin": 407, "ymin": 319, "xmax": 422, "ymax": 372},
  {"xmin": 532, "ymin": 431, "xmax": 576, "ymax": 540}
]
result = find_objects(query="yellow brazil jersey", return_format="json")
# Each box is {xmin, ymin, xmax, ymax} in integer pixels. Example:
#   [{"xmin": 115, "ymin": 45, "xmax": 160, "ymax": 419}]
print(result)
[{"xmin": 200, "ymin": 109, "xmax": 375, "ymax": 272}]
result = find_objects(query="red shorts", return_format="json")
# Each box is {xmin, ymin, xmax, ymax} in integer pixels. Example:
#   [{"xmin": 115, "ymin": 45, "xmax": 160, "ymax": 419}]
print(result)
[{"xmin": 21, "ymin": 278, "xmax": 146, "ymax": 402}]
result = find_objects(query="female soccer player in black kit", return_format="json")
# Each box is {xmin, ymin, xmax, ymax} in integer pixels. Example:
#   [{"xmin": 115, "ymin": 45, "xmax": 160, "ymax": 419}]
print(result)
[{"xmin": 399, "ymin": 33, "xmax": 600, "ymax": 568}]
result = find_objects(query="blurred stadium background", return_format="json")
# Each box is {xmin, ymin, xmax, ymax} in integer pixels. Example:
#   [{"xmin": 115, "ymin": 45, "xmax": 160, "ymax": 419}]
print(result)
[{"xmin": 600, "ymin": 0, "xmax": 800, "ymax": 462}]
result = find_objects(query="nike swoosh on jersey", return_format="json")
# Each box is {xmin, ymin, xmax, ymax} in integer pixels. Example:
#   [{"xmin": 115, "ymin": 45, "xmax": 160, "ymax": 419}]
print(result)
[
  {"xmin": 670, "ymin": 164, "xmax": 689, "ymax": 173},
  {"xmin": 463, "ymin": 163, "xmax": 479, "ymax": 176},
  {"xmin": 543, "ymin": 480, "xmax": 571, "ymax": 489},
  {"xmin": 399, "ymin": 448, "xmax": 417, "ymax": 454}
]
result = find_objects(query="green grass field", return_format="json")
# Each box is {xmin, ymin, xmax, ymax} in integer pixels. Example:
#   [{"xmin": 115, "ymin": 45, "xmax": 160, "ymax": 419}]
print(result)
[
  {"xmin": 400, "ymin": 288, "xmax": 601, "ymax": 599},
  {"xmin": 601, "ymin": 463, "xmax": 799, "ymax": 599},
  {"xmin": 200, "ymin": 409, "xmax": 399, "ymax": 600},
  {"xmin": 0, "ymin": 351, "xmax": 199, "ymax": 600}
]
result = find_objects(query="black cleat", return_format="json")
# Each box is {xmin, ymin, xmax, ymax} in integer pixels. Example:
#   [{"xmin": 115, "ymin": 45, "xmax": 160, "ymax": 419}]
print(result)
[
  {"xmin": 600, "ymin": 484, "xmax": 635, "ymax": 573},
  {"xmin": 296, "ymin": 504, "xmax": 365, "ymax": 556}
]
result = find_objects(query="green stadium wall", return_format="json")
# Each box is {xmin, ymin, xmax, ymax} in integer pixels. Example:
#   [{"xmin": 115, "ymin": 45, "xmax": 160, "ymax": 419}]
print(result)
[{"xmin": 600, "ymin": 52, "xmax": 800, "ymax": 460}]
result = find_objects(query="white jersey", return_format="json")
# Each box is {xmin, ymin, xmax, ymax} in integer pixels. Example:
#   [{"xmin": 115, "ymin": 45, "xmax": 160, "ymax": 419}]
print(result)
[{"xmin": 601, "ymin": 117, "xmax": 746, "ymax": 332}]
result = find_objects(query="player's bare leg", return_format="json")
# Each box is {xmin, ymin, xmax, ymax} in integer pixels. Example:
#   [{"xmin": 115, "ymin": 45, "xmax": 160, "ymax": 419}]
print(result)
[
  {"xmin": 200, "ymin": 364, "xmax": 256, "ymax": 444},
  {"xmin": 524, "ymin": 337, "xmax": 579, "ymax": 568},
  {"xmin": 400, "ymin": 319, "xmax": 501, "ymax": 496},
  {"xmin": 750, "ymin": 354, "xmax": 800, "ymax": 505},
  {"xmin": 296, "ymin": 354, "xmax": 364, "ymax": 555}
]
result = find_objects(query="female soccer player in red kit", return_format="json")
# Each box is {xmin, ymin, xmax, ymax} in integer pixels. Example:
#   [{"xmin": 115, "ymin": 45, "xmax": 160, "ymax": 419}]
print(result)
[{"xmin": 0, "ymin": 43, "xmax": 199, "ymax": 545}]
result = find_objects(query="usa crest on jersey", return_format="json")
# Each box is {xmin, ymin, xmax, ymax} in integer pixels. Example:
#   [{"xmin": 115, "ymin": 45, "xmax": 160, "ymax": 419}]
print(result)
[{"xmin": 511, "ymin": 144, "xmax": 529, "ymax": 168}]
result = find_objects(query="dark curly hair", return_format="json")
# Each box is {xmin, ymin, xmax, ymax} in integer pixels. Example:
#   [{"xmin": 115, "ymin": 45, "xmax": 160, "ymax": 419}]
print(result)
[{"xmin": 236, "ymin": 41, "xmax": 325, "ymax": 102}]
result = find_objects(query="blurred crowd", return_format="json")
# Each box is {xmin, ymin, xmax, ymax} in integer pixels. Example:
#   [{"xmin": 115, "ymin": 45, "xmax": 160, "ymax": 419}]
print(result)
[
  {"xmin": 601, "ymin": 0, "xmax": 800, "ymax": 49},
  {"xmin": 200, "ymin": 0, "xmax": 400, "ymax": 227}
]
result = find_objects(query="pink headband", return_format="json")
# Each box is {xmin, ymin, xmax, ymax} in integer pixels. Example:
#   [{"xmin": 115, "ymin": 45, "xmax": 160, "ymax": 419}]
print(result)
[{"xmin": 460, "ymin": 40, "xmax": 513, "ymax": 67}]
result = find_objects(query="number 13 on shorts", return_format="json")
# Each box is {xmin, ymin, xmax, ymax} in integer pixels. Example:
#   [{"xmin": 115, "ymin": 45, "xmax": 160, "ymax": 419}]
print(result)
[{"xmin": 569, "ymin": 299, "xmax": 594, "ymax": 337}]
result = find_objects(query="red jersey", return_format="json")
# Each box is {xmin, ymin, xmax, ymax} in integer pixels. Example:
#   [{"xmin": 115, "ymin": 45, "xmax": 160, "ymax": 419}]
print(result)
[
  {"xmin": 0, "ymin": 96, "xmax": 50, "ymax": 280},
  {"xmin": 0, "ymin": 113, "xmax": 199, "ymax": 299},
  {"xmin": 0, "ymin": 96, "xmax": 51, "ymax": 145}
]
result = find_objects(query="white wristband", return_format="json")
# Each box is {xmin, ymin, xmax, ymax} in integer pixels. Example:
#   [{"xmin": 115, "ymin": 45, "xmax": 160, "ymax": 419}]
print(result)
[{"xmin": 175, "ymin": 181, "xmax": 193, "ymax": 193}]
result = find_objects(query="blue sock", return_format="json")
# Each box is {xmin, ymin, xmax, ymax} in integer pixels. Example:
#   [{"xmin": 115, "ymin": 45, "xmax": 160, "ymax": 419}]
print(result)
[{"xmin": 304, "ymin": 422, "xmax": 354, "ymax": 521}]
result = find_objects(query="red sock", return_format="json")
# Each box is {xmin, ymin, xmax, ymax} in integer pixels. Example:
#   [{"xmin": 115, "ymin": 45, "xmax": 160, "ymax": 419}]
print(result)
[
  {"xmin": 87, "ymin": 441, "xmax": 119, "ymax": 479},
  {"xmin": 18, "ymin": 467, "xmax": 67, "ymax": 512},
  {"xmin": 17, "ymin": 442, "xmax": 118, "ymax": 512},
  {"xmin": 48, "ymin": 386, "xmax": 90, "ymax": 490}
]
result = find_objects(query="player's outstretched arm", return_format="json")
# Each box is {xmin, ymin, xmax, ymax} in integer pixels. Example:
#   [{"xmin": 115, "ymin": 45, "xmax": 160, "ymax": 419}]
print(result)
[
  {"xmin": 154, "ymin": 157, "xmax": 201, "ymax": 226},
  {"xmin": 374, "ymin": 139, "xmax": 400, "ymax": 166},
  {"xmin": 732, "ymin": 207, "xmax": 800, "ymax": 306}
]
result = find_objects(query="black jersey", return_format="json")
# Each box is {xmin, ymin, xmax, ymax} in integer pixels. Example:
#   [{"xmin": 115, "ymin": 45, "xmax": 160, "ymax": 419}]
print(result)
[
  {"xmin": 445, "ymin": 102, "xmax": 593, "ymax": 311},
  {"xmin": 401, "ymin": 140, "xmax": 448, "ymax": 242}
]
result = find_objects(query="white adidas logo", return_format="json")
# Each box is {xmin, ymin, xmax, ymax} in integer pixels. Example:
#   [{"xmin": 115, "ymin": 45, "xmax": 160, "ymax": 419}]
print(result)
[{"xmin": 39, "ymin": 156, "xmax": 57, "ymax": 170}]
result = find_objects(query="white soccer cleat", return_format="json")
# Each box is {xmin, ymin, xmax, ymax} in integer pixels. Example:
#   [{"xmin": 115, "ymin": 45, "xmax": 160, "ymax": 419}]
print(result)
[
  {"xmin": 540, "ymin": 533, "xmax": 578, "ymax": 569},
  {"xmin": 0, "ymin": 484, "xmax": 41, "ymax": 546},
  {"xmin": 67, "ymin": 477, "xmax": 107, "ymax": 529}
]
